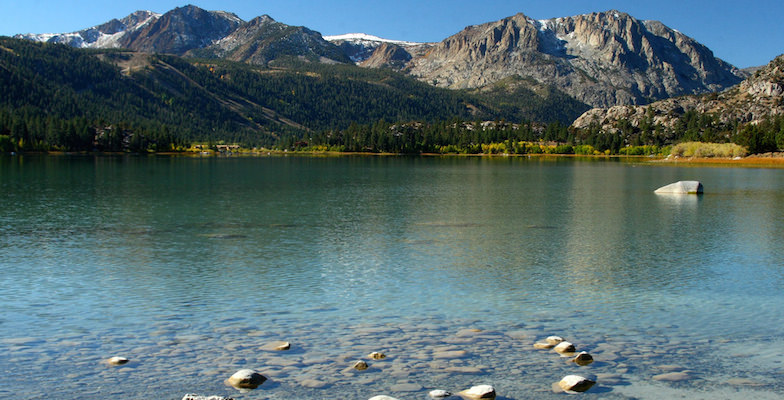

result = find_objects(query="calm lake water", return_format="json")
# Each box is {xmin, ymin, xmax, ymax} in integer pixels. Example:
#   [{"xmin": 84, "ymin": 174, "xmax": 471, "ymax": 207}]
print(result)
[{"xmin": 1, "ymin": 154, "xmax": 783, "ymax": 400}]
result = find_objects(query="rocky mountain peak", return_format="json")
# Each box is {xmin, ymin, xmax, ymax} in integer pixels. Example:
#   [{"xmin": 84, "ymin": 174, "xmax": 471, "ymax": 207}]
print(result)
[
  {"xmin": 407, "ymin": 9, "xmax": 744, "ymax": 107},
  {"xmin": 117, "ymin": 5, "xmax": 243, "ymax": 55},
  {"xmin": 191, "ymin": 13, "xmax": 350, "ymax": 65}
]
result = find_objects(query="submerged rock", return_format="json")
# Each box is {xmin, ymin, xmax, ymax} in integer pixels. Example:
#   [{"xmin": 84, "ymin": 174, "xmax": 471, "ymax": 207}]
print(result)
[
  {"xmin": 429, "ymin": 389, "xmax": 452, "ymax": 398},
  {"xmin": 558, "ymin": 375, "xmax": 596, "ymax": 393},
  {"xmin": 226, "ymin": 369, "xmax": 266, "ymax": 389},
  {"xmin": 368, "ymin": 396, "xmax": 400, "ymax": 400},
  {"xmin": 572, "ymin": 351, "xmax": 594, "ymax": 366},
  {"xmin": 107, "ymin": 356, "xmax": 129, "ymax": 366},
  {"xmin": 368, "ymin": 351, "xmax": 386, "ymax": 360},
  {"xmin": 653, "ymin": 371, "xmax": 691, "ymax": 381},
  {"xmin": 353, "ymin": 360, "xmax": 369, "ymax": 370},
  {"xmin": 262, "ymin": 341, "xmax": 291, "ymax": 351},
  {"xmin": 554, "ymin": 341, "xmax": 576, "ymax": 354},
  {"xmin": 654, "ymin": 181, "xmax": 704, "ymax": 194},
  {"xmin": 533, "ymin": 342, "xmax": 555, "ymax": 349},
  {"xmin": 546, "ymin": 336, "xmax": 565, "ymax": 345},
  {"xmin": 182, "ymin": 395, "xmax": 232, "ymax": 400},
  {"xmin": 458, "ymin": 384, "xmax": 496, "ymax": 399}
]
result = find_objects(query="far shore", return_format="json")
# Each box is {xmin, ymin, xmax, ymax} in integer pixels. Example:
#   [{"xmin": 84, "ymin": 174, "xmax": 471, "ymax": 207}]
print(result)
[{"xmin": 6, "ymin": 150, "xmax": 784, "ymax": 167}]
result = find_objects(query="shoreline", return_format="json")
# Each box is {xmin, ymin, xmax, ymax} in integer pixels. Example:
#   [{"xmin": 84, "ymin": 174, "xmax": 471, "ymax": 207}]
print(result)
[{"xmin": 5, "ymin": 150, "xmax": 784, "ymax": 167}]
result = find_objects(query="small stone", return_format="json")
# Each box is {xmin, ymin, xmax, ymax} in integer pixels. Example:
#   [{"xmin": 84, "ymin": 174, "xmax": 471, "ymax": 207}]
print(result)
[
  {"xmin": 299, "ymin": 379, "xmax": 328, "ymax": 388},
  {"xmin": 572, "ymin": 351, "xmax": 593, "ymax": 366},
  {"xmin": 533, "ymin": 342, "xmax": 555, "ymax": 349},
  {"xmin": 368, "ymin": 351, "xmax": 386, "ymax": 360},
  {"xmin": 226, "ymin": 369, "xmax": 266, "ymax": 389},
  {"xmin": 458, "ymin": 384, "xmax": 496, "ymax": 399},
  {"xmin": 558, "ymin": 375, "xmax": 595, "ymax": 393},
  {"xmin": 368, "ymin": 396, "xmax": 400, "ymax": 400},
  {"xmin": 429, "ymin": 389, "xmax": 452, "ymax": 398},
  {"xmin": 181, "ymin": 395, "xmax": 231, "ymax": 400},
  {"xmin": 652, "ymin": 371, "xmax": 691, "ymax": 382},
  {"xmin": 554, "ymin": 341, "xmax": 576, "ymax": 354},
  {"xmin": 262, "ymin": 341, "xmax": 291, "ymax": 351},
  {"xmin": 433, "ymin": 350, "xmax": 467, "ymax": 359},
  {"xmin": 390, "ymin": 383, "xmax": 422, "ymax": 392},
  {"xmin": 546, "ymin": 336, "xmax": 565, "ymax": 345},
  {"xmin": 353, "ymin": 360, "xmax": 369, "ymax": 370},
  {"xmin": 107, "ymin": 356, "xmax": 129, "ymax": 365}
]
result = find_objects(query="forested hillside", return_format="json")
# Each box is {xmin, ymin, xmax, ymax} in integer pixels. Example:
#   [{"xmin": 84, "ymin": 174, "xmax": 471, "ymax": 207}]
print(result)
[{"xmin": 0, "ymin": 37, "xmax": 589, "ymax": 153}]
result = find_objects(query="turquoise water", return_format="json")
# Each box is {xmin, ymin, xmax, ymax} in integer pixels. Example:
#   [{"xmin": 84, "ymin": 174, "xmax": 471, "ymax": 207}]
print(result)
[{"xmin": 1, "ymin": 155, "xmax": 783, "ymax": 399}]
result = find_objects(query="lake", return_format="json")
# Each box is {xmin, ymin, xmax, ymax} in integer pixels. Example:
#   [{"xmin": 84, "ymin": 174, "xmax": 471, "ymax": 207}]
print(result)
[{"xmin": 1, "ymin": 154, "xmax": 783, "ymax": 399}]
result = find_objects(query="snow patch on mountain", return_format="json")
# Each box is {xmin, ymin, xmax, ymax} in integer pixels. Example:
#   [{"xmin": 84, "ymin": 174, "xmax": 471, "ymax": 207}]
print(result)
[
  {"xmin": 324, "ymin": 33, "xmax": 423, "ymax": 46},
  {"xmin": 15, "ymin": 11, "xmax": 161, "ymax": 49}
]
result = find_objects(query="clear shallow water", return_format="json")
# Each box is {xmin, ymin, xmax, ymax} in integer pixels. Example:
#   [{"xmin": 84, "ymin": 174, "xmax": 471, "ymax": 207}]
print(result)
[{"xmin": 1, "ymin": 155, "xmax": 784, "ymax": 399}]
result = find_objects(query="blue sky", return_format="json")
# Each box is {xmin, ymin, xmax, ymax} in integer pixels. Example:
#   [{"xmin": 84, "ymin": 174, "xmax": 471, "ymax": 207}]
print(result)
[{"xmin": 1, "ymin": 0, "xmax": 782, "ymax": 68}]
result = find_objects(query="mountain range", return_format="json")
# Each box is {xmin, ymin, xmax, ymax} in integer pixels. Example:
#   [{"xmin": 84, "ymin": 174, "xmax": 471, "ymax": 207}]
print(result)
[{"xmin": 15, "ymin": 5, "xmax": 747, "ymax": 108}]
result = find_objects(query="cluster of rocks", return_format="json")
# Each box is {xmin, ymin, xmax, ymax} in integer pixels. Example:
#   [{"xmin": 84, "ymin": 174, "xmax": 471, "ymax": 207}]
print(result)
[{"xmin": 532, "ymin": 335, "xmax": 597, "ymax": 393}]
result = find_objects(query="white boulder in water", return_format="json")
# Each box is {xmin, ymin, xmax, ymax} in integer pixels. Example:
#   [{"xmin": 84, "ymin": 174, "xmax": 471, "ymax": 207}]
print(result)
[
  {"xmin": 655, "ymin": 181, "xmax": 704, "ymax": 194},
  {"xmin": 558, "ymin": 375, "xmax": 596, "ymax": 393},
  {"xmin": 458, "ymin": 384, "xmax": 496, "ymax": 399}
]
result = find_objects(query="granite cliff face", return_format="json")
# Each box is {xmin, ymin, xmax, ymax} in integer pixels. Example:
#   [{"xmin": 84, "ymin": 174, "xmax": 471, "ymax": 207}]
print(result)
[
  {"xmin": 572, "ymin": 54, "xmax": 784, "ymax": 131},
  {"xmin": 405, "ymin": 10, "xmax": 744, "ymax": 107}
]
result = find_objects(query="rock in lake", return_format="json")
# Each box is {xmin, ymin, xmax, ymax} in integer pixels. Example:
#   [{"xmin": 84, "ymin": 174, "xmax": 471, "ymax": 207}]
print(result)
[
  {"xmin": 262, "ymin": 341, "xmax": 291, "ymax": 351},
  {"xmin": 353, "ymin": 360, "xmax": 369, "ymax": 370},
  {"xmin": 546, "ymin": 336, "xmax": 565, "ymax": 345},
  {"xmin": 368, "ymin": 351, "xmax": 386, "ymax": 360},
  {"xmin": 368, "ymin": 396, "xmax": 401, "ymax": 400},
  {"xmin": 107, "ymin": 356, "xmax": 129, "ymax": 365},
  {"xmin": 182, "ymin": 395, "xmax": 232, "ymax": 400},
  {"xmin": 429, "ymin": 389, "xmax": 452, "ymax": 398},
  {"xmin": 554, "ymin": 341, "xmax": 576, "ymax": 354},
  {"xmin": 558, "ymin": 375, "xmax": 596, "ymax": 393},
  {"xmin": 533, "ymin": 342, "xmax": 555, "ymax": 349},
  {"xmin": 654, "ymin": 181, "xmax": 704, "ymax": 194},
  {"xmin": 572, "ymin": 351, "xmax": 594, "ymax": 366},
  {"xmin": 458, "ymin": 384, "xmax": 496, "ymax": 399},
  {"xmin": 226, "ymin": 369, "xmax": 266, "ymax": 389}
]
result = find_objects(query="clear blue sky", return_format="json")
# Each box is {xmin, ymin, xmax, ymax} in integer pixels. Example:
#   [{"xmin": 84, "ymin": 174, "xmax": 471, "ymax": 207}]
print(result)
[{"xmin": 1, "ymin": 0, "xmax": 782, "ymax": 68}]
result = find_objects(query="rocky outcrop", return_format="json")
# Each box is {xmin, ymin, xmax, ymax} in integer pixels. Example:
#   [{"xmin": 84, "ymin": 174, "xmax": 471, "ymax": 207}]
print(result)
[
  {"xmin": 407, "ymin": 10, "xmax": 744, "ymax": 107},
  {"xmin": 360, "ymin": 43, "xmax": 412, "ymax": 69},
  {"xmin": 572, "ymin": 54, "xmax": 784, "ymax": 131}
]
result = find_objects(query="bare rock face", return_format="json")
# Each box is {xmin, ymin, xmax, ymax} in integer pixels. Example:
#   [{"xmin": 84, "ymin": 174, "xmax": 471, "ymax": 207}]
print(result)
[
  {"xmin": 407, "ymin": 10, "xmax": 743, "ymax": 107},
  {"xmin": 118, "ymin": 5, "xmax": 243, "ymax": 55},
  {"xmin": 192, "ymin": 15, "xmax": 351, "ymax": 65},
  {"xmin": 360, "ymin": 43, "xmax": 413, "ymax": 69},
  {"xmin": 572, "ymin": 54, "xmax": 784, "ymax": 133}
]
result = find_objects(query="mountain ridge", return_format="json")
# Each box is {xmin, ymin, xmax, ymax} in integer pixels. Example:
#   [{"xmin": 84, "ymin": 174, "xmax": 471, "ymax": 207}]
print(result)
[{"xmin": 13, "ymin": 6, "xmax": 748, "ymax": 109}]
